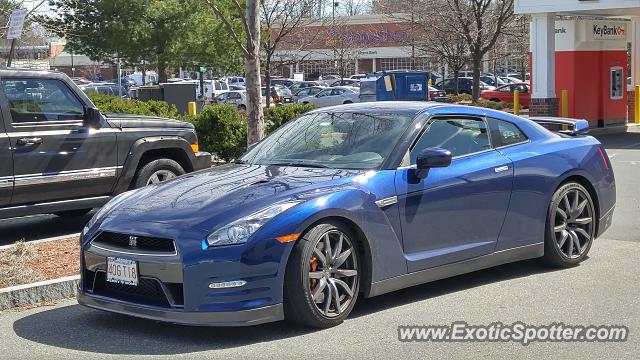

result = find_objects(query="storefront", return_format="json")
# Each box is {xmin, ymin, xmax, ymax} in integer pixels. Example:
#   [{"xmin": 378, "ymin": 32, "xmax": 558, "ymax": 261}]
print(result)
[
  {"xmin": 516, "ymin": 0, "xmax": 640, "ymax": 127},
  {"xmin": 273, "ymin": 14, "xmax": 440, "ymax": 79}
]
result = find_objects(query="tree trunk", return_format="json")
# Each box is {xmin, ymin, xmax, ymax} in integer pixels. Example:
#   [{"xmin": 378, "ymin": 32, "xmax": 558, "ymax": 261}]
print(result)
[
  {"xmin": 246, "ymin": 0, "xmax": 264, "ymax": 145},
  {"xmin": 157, "ymin": 58, "xmax": 168, "ymax": 84},
  {"xmin": 453, "ymin": 71, "xmax": 460, "ymax": 95},
  {"xmin": 471, "ymin": 54, "xmax": 482, "ymax": 102},
  {"xmin": 265, "ymin": 55, "xmax": 272, "ymax": 108}
]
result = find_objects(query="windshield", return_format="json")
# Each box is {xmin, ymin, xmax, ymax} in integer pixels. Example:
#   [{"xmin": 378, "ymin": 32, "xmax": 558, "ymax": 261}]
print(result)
[{"xmin": 241, "ymin": 112, "xmax": 414, "ymax": 169}]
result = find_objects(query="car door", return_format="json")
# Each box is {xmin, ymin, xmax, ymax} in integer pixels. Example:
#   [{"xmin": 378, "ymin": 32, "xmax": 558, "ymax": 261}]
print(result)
[
  {"xmin": 329, "ymin": 88, "xmax": 347, "ymax": 106},
  {"xmin": 0, "ymin": 76, "xmax": 118, "ymax": 205},
  {"xmin": 395, "ymin": 115, "xmax": 514, "ymax": 272},
  {"xmin": 312, "ymin": 89, "xmax": 332, "ymax": 107},
  {"xmin": 0, "ymin": 106, "xmax": 13, "ymax": 207}
]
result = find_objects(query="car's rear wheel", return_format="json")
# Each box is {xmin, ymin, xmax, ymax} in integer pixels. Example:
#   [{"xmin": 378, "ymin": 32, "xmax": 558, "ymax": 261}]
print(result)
[
  {"xmin": 238, "ymin": 104, "xmax": 246, "ymax": 111},
  {"xmin": 284, "ymin": 221, "xmax": 360, "ymax": 328},
  {"xmin": 133, "ymin": 158, "xmax": 185, "ymax": 188},
  {"xmin": 543, "ymin": 182, "xmax": 595, "ymax": 267},
  {"xmin": 343, "ymin": 100, "xmax": 353, "ymax": 104}
]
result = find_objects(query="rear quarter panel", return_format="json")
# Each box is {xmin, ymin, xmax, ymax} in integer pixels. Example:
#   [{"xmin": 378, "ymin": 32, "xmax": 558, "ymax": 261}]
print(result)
[{"xmin": 496, "ymin": 130, "xmax": 615, "ymax": 251}]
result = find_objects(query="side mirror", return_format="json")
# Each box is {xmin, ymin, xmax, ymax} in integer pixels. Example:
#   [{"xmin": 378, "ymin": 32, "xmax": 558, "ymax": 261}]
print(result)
[
  {"xmin": 415, "ymin": 147, "xmax": 452, "ymax": 178},
  {"xmin": 84, "ymin": 107, "xmax": 102, "ymax": 129}
]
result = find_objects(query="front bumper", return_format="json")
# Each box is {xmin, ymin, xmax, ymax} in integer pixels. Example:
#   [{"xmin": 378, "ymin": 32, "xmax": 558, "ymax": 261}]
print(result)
[
  {"xmin": 78, "ymin": 291, "xmax": 284, "ymax": 326},
  {"xmin": 193, "ymin": 151, "xmax": 212, "ymax": 171}
]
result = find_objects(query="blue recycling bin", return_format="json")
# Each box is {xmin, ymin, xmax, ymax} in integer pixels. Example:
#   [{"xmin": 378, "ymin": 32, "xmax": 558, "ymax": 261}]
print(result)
[{"xmin": 360, "ymin": 71, "xmax": 429, "ymax": 103}]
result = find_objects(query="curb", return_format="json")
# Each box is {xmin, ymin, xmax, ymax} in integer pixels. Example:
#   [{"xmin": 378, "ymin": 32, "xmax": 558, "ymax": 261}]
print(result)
[
  {"xmin": 0, "ymin": 275, "xmax": 79, "ymax": 310},
  {"xmin": 0, "ymin": 233, "xmax": 80, "ymax": 251}
]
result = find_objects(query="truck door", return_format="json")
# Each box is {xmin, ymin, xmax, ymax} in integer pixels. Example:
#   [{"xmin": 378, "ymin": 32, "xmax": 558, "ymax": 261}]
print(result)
[
  {"xmin": 0, "ymin": 76, "xmax": 118, "ymax": 205},
  {"xmin": 0, "ymin": 101, "xmax": 13, "ymax": 207}
]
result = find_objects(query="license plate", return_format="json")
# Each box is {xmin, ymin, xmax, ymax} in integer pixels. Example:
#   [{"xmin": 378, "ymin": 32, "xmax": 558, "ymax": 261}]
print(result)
[{"xmin": 106, "ymin": 257, "xmax": 138, "ymax": 286}]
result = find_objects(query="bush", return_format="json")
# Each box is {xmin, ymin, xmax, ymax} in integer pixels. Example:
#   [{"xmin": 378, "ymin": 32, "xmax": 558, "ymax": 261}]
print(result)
[
  {"xmin": 191, "ymin": 104, "xmax": 247, "ymax": 162},
  {"xmin": 265, "ymin": 103, "xmax": 315, "ymax": 134},
  {"xmin": 446, "ymin": 93, "xmax": 473, "ymax": 103},
  {"xmin": 87, "ymin": 92, "xmax": 180, "ymax": 119}
]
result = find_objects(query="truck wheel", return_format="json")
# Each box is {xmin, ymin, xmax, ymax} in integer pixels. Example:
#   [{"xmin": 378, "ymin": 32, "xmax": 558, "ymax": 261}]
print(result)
[
  {"xmin": 54, "ymin": 209, "xmax": 92, "ymax": 217},
  {"xmin": 133, "ymin": 158, "xmax": 185, "ymax": 188},
  {"xmin": 238, "ymin": 104, "xmax": 247, "ymax": 111}
]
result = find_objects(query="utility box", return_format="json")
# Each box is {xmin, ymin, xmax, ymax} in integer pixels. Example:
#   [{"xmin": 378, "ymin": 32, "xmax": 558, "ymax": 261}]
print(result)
[
  {"xmin": 161, "ymin": 82, "xmax": 198, "ymax": 114},
  {"xmin": 136, "ymin": 85, "xmax": 163, "ymax": 102},
  {"xmin": 360, "ymin": 71, "xmax": 428, "ymax": 102}
]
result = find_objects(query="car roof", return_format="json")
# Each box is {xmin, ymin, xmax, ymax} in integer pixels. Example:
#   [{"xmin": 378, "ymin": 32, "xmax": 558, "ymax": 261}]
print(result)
[{"xmin": 312, "ymin": 101, "xmax": 446, "ymax": 115}]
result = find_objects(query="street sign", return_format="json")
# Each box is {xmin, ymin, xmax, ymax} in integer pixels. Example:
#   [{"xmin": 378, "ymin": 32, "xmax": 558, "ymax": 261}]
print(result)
[
  {"xmin": 6, "ymin": 8, "xmax": 28, "ymax": 40},
  {"xmin": 199, "ymin": 66, "xmax": 207, "ymax": 73}
]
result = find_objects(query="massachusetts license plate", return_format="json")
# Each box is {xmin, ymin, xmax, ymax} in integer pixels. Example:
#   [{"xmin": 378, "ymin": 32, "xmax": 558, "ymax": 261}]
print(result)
[{"xmin": 106, "ymin": 257, "xmax": 138, "ymax": 286}]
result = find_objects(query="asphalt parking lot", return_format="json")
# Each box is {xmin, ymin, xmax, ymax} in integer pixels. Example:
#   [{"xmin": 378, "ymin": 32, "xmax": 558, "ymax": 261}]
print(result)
[{"xmin": 0, "ymin": 129, "xmax": 638, "ymax": 359}]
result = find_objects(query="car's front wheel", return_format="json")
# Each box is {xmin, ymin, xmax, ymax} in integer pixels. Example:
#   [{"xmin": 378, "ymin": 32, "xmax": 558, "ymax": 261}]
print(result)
[
  {"xmin": 133, "ymin": 158, "xmax": 185, "ymax": 188},
  {"xmin": 543, "ymin": 182, "xmax": 596, "ymax": 267},
  {"xmin": 284, "ymin": 221, "xmax": 360, "ymax": 328}
]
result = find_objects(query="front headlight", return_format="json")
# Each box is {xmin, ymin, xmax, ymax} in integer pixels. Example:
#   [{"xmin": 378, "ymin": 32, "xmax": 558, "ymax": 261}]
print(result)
[{"xmin": 206, "ymin": 201, "xmax": 301, "ymax": 247}]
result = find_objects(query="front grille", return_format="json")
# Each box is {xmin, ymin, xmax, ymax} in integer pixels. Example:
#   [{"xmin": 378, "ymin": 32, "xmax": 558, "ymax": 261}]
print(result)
[
  {"xmin": 90, "ymin": 270, "xmax": 172, "ymax": 307},
  {"xmin": 91, "ymin": 231, "xmax": 176, "ymax": 254}
]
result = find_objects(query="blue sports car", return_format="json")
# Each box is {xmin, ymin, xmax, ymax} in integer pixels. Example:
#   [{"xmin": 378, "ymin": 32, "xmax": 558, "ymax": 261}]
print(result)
[{"xmin": 78, "ymin": 102, "xmax": 616, "ymax": 328}]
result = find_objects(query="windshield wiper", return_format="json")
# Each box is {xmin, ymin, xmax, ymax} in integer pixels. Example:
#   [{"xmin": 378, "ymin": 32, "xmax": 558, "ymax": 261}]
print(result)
[{"xmin": 265, "ymin": 161, "xmax": 331, "ymax": 168}]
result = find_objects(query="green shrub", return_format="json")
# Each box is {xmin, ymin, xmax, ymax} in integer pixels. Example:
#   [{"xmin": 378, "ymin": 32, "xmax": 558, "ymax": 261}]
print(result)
[
  {"xmin": 265, "ymin": 103, "xmax": 315, "ymax": 134},
  {"xmin": 87, "ymin": 92, "xmax": 180, "ymax": 118},
  {"xmin": 446, "ymin": 93, "xmax": 473, "ymax": 103},
  {"xmin": 193, "ymin": 104, "xmax": 247, "ymax": 162}
]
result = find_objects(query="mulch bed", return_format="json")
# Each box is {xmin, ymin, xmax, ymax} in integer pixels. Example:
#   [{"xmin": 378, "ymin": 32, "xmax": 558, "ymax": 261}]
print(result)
[{"xmin": 0, "ymin": 238, "xmax": 79, "ymax": 289}]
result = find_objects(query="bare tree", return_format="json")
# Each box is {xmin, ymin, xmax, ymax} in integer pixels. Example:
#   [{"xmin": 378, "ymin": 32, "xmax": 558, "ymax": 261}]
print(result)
[
  {"xmin": 261, "ymin": 0, "xmax": 324, "ymax": 107},
  {"xmin": 206, "ymin": 0, "xmax": 264, "ymax": 145},
  {"xmin": 435, "ymin": 0, "xmax": 515, "ymax": 101}
]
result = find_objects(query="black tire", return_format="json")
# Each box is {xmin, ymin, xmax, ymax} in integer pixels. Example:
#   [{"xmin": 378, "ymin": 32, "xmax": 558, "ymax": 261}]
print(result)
[
  {"xmin": 343, "ymin": 100, "xmax": 353, "ymax": 104},
  {"xmin": 238, "ymin": 104, "xmax": 246, "ymax": 111},
  {"xmin": 53, "ymin": 209, "xmax": 92, "ymax": 217},
  {"xmin": 543, "ymin": 182, "xmax": 596, "ymax": 268},
  {"xmin": 132, "ymin": 157, "xmax": 185, "ymax": 189},
  {"xmin": 284, "ymin": 221, "xmax": 360, "ymax": 328}
]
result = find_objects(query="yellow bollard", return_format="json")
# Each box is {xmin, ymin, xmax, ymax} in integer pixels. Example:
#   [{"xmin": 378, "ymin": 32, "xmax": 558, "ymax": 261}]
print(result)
[
  {"xmin": 513, "ymin": 90, "xmax": 520, "ymax": 115},
  {"xmin": 188, "ymin": 102, "xmax": 197, "ymax": 116},
  {"xmin": 635, "ymin": 85, "xmax": 640, "ymax": 124},
  {"xmin": 428, "ymin": 78, "xmax": 433, "ymax": 88},
  {"xmin": 561, "ymin": 89, "xmax": 569, "ymax": 118}
]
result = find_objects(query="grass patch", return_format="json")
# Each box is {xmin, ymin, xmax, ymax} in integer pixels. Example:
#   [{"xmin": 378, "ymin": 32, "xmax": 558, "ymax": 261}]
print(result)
[{"xmin": 0, "ymin": 241, "xmax": 45, "ymax": 288}]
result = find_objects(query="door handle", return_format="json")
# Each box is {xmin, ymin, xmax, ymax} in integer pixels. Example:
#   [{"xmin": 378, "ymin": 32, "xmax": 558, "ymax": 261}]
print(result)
[
  {"xmin": 494, "ymin": 165, "xmax": 510, "ymax": 173},
  {"xmin": 17, "ymin": 137, "xmax": 43, "ymax": 146}
]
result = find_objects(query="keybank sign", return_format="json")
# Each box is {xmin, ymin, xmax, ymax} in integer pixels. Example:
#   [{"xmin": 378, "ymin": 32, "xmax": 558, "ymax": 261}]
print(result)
[{"xmin": 592, "ymin": 22, "xmax": 627, "ymax": 40}]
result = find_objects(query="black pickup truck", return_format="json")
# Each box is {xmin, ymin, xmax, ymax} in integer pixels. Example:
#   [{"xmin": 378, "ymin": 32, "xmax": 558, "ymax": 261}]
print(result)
[{"xmin": 0, "ymin": 69, "xmax": 211, "ymax": 220}]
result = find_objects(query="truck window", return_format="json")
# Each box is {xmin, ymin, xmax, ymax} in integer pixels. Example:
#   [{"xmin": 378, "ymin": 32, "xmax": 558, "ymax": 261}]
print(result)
[{"xmin": 1, "ymin": 78, "xmax": 85, "ymax": 124}]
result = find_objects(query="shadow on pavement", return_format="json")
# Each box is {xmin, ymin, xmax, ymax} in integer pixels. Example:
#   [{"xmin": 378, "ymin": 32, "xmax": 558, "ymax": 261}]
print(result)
[
  {"xmin": 596, "ymin": 131, "xmax": 640, "ymax": 150},
  {"xmin": 12, "ymin": 259, "xmax": 558, "ymax": 355},
  {"xmin": 0, "ymin": 212, "xmax": 93, "ymax": 245}
]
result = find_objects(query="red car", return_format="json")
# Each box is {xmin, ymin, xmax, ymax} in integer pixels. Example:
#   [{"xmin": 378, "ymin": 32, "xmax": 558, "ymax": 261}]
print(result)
[{"xmin": 481, "ymin": 82, "xmax": 530, "ymax": 108}]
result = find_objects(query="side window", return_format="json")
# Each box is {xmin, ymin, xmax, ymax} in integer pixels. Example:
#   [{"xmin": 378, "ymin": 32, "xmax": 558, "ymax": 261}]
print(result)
[
  {"xmin": 499, "ymin": 86, "xmax": 512, "ymax": 92},
  {"xmin": 1, "ymin": 78, "xmax": 85, "ymax": 123},
  {"xmin": 317, "ymin": 90, "xmax": 331, "ymax": 97},
  {"xmin": 215, "ymin": 82, "xmax": 222, "ymax": 90},
  {"xmin": 488, "ymin": 118, "xmax": 528, "ymax": 147},
  {"xmin": 331, "ymin": 89, "xmax": 346, "ymax": 95},
  {"xmin": 230, "ymin": 92, "xmax": 241, "ymax": 100},
  {"xmin": 411, "ymin": 118, "xmax": 490, "ymax": 162}
]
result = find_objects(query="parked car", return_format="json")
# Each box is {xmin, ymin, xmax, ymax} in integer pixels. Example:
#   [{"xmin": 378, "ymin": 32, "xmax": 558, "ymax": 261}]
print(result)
[
  {"xmin": 480, "ymin": 75, "xmax": 507, "ymax": 88},
  {"xmin": 71, "ymin": 77, "xmax": 91, "ymax": 86},
  {"xmin": 328, "ymin": 78, "xmax": 360, "ymax": 87},
  {"xmin": 428, "ymin": 86, "xmax": 448, "ymax": 102},
  {"xmin": 0, "ymin": 69, "xmax": 211, "ymax": 220},
  {"xmin": 289, "ymin": 81, "xmax": 321, "ymax": 93},
  {"xmin": 293, "ymin": 86, "xmax": 325, "ymax": 101},
  {"xmin": 298, "ymin": 86, "xmax": 360, "ymax": 107},
  {"xmin": 223, "ymin": 76, "xmax": 245, "ymax": 85},
  {"xmin": 350, "ymin": 74, "xmax": 367, "ymax": 80},
  {"xmin": 270, "ymin": 78, "xmax": 295, "ymax": 88},
  {"xmin": 229, "ymin": 84, "xmax": 246, "ymax": 91},
  {"xmin": 78, "ymin": 101, "xmax": 615, "ymax": 328},
  {"xmin": 81, "ymin": 83, "xmax": 129, "ymax": 98},
  {"xmin": 481, "ymin": 82, "xmax": 531, "ymax": 108},
  {"xmin": 436, "ymin": 77, "xmax": 495, "ymax": 94},
  {"xmin": 507, "ymin": 72, "xmax": 530, "ymax": 82},
  {"xmin": 262, "ymin": 86, "xmax": 294, "ymax": 105},
  {"xmin": 215, "ymin": 90, "xmax": 269, "ymax": 110}
]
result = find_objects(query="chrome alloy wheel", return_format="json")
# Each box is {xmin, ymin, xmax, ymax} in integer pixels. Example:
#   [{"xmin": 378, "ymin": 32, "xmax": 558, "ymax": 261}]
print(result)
[
  {"xmin": 552, "ymin": 188, "xmax": 594, "ymax": 259},
  {"xmin": 146, "ymin": 170, "xmax": 177, "ymax": 185},
  {"xmin": 307, "ymin": 230, "xmax": 358, "ymax": 318}
]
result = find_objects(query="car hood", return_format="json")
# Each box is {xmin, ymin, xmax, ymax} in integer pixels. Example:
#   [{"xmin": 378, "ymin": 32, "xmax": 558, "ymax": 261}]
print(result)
[
  {"xmin": 104, "ymin": 113, "xmax": 194, "ymax": 129},
  {"xmin": 101, "ymin": 164, "xmax": 366, "ymax": 231}
]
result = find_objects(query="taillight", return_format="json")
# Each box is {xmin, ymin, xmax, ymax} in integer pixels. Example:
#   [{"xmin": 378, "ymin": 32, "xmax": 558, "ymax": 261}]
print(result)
[
  {"xmin": 274, "ymin": 95, "xmax": 281, "ymax": 103},
  {"xmin": 597, "ymin": 146, "xmax": 610, "ymax": 170}
]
